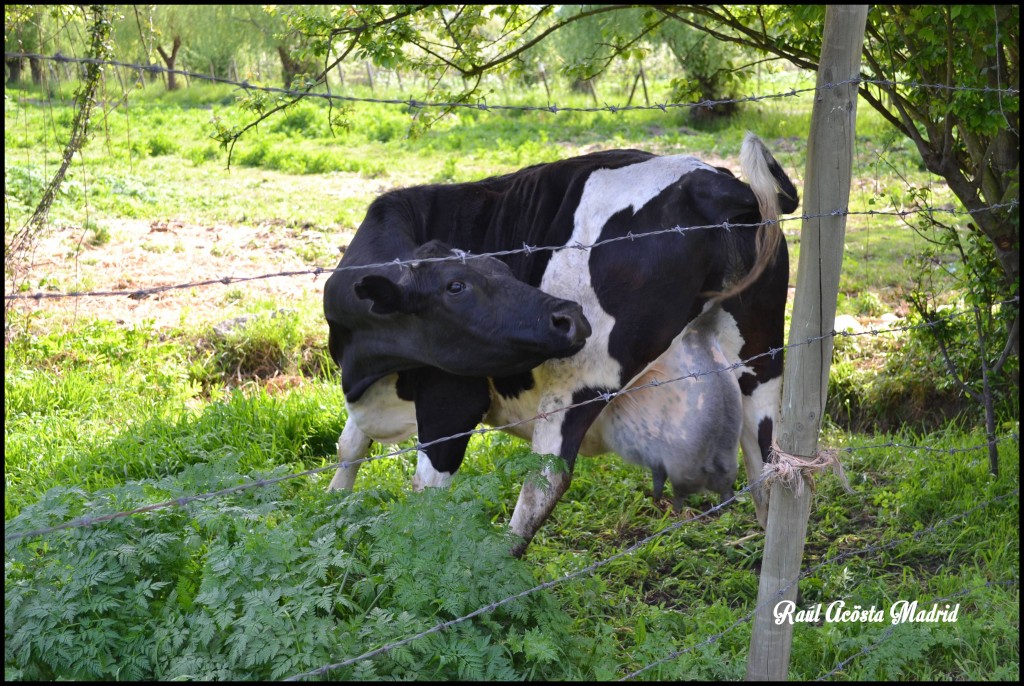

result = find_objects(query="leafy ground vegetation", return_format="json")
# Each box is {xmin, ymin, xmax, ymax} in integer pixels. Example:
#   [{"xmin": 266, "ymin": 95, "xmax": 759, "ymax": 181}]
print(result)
[{"xmin": 5, "ymin": 65, "xmax": 1019, "ymax": 680}]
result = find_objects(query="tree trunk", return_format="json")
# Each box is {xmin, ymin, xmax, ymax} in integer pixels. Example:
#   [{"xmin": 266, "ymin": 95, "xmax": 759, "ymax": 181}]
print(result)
[
  {"xmin": 28, "ymin": 56, "xmax": 43, "ymax": 85},
  {"xmin": 278, "ymin": 45, "xmax": 317, "ymax": 89},
  {"xmin": 6, "ymin": 57, "xmax": 23, "ymax": 84},
  {"xmin": 156, "ymin": 36, "xmax": 182, "ymax": 91}
]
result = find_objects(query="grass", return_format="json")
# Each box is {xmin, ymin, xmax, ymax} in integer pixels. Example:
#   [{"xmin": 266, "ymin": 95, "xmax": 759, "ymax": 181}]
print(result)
[
  {"xmin": 4, "ymin": 315, "xmax": 1018, "ymax": 679},
  {"xmin": 4, "ymin": 65, "xmax": 1018, "ymax": 680}
]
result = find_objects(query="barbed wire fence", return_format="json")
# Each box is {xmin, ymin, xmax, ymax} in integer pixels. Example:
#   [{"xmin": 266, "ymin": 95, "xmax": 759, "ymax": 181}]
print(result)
[
  {"xmin": 4, "ymin": 43, "xmax": 1019, "ymax": 682},
  {"xmin": 4, "ymin": 203, "xmax": 1018, "ymax": 304},
  {"xmin": 5, "ymin": 295, "xmax": 1018, "ymax": 546}
]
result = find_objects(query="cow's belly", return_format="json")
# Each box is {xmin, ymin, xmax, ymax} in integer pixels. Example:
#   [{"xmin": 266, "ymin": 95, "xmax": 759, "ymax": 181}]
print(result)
[
  {"xmin": 346, "ymin": 373, "xmax": 416, "ymax": 443},
  {"xmin": 485, "ymin": 310, "xmax": 744, "ymax": 461}
]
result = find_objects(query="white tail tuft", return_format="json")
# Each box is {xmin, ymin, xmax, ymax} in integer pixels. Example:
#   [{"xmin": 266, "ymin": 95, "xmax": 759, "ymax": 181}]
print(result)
[
  {"xmin": 740, "ymin": 132, "xmax": 783, "ymax": 225},
  {"xmin": 709, "ymin": 133, "xmax": 787, "ymax": 303}
]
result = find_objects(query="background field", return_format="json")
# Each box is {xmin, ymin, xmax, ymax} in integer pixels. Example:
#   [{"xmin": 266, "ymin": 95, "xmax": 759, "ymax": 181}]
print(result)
[{"xmin": 4, "ymin": 59, "xmax": 1019, "ymax": 681}]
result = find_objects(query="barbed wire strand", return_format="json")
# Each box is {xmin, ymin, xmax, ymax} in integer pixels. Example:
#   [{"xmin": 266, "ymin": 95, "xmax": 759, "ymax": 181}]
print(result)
[
  {"xmin": 5, "ymin": 201, "xmax": 1019, "ymax": 302},
  {"xmin": 5, "ymin": 299, "xmax": 1018, "ymax": 544},
  {"xmin": 5, "ymin": 52, "xmax": 1019, "ymax": 118}
]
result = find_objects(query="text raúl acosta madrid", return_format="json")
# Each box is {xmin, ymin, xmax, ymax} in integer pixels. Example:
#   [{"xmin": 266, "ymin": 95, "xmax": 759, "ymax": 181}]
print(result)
[{"xmin": 774, "ymin": 599, "xmax": 961, "ymax": 625}]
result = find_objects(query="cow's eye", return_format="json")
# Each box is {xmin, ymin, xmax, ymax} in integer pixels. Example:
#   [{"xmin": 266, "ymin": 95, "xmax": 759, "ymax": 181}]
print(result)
[{"xmin": 446, "ymin": 280, "xmax": 466, "ymax": 295}]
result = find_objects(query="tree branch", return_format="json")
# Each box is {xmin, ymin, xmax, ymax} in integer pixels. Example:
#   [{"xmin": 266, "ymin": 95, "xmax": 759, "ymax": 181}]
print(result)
[
  {"xmin": 908, "ymin": 296, "xmax": 982, "ymax": 403},
  {"xmin": 991, "ymin": 310, "xmax": 1019, "ymax": 377}
]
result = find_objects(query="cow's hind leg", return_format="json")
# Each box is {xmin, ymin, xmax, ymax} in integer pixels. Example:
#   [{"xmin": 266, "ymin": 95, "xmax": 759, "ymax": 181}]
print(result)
[
  {"xmin": 651, "ymin": 464, "xmax": 668, "ymax": 501},
  {"xmin": 328, "ymin": 420, "xmax": 373, "ymax": 491},
  {"xmin": 739, "ymin": 376, "xmax": 781, "ymax": 527}
]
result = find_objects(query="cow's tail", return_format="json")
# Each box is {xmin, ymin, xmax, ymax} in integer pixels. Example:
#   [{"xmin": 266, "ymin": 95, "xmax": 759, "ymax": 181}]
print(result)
[{"xmin": 710, "ymin": 132, "xmax": 798, "ymax": 303}]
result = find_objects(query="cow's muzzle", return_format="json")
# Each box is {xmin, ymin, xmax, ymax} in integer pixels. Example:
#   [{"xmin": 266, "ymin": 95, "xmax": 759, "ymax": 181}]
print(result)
[{"xmin": 550, "ymin": 302, "xmax": 591, "ymax": 354}]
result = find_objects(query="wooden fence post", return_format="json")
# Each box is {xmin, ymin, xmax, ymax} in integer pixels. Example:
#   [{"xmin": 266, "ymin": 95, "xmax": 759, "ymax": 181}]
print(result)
[{"xmin": 745, "ymin": 5, "xmax": 868, "ymax": 680}]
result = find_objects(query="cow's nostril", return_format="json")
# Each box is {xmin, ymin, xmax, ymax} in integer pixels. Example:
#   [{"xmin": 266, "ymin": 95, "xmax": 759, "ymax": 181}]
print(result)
[{"xmin": 551, "ymin": 313, "xmax": 574, "ymax": 336}]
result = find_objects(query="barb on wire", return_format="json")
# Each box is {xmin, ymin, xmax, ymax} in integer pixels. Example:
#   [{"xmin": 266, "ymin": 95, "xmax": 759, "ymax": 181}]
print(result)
[
  {"xmin": 5, "ymin": 299, "xmax": 1018, "ymax": 544},
  {"xmin": 5, "ymin": 201, "xmax": 1019, "ymax": 302}
]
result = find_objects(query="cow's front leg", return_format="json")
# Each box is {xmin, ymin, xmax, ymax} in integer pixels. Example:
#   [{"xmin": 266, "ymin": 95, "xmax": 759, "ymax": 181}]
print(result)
[
  {"xmin": 328, "ymin": 419, "xmax": 373, "ymax": 491},
  {"xmin": 509, "ymin": 460, "xmax": 573, "ymax": 558},
  {"xmin": 509, "ymin": 389, "xmax": 608, "ymax": 557},
  {"xmin": 410, "ymin": 368, "xmax": 491, "ymax": 490}
]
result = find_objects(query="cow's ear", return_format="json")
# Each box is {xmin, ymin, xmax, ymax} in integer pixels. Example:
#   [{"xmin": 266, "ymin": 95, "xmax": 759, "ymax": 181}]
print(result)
[{"xmin": 354, "ymin": 275, "xmax": 407, "ymax": 314}]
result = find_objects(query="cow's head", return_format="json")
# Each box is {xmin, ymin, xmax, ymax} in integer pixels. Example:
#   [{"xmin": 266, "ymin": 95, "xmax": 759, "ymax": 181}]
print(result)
[{"xmin": 352, "ymin": 240, "xmax": 591, "ymax": 376}]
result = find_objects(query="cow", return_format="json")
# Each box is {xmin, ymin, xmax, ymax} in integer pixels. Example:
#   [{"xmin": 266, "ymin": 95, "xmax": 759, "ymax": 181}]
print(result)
[{"xmin": 323, "ymin": 133, "xmax": 799, "ymax": 557}]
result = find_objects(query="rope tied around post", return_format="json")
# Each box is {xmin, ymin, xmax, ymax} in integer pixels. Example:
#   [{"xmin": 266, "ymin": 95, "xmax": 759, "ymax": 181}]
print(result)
[{"xmin": 763, "ymin": 440, "xmax": 852, "ymax": 497}]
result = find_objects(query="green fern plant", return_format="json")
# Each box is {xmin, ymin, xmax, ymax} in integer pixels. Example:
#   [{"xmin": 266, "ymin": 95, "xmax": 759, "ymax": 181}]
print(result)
[{"xmin": 4, "ymin": 459, "xmax": 586, "ymax": 681}]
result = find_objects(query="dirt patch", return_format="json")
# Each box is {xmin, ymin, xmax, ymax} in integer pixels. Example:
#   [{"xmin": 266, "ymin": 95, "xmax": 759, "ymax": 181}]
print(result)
[
  {"xmin": 7, "ymin": 217, "xmax": 359, "ymax": 331},
  {"xmin": 5, "ymin": 146, "xmax": 770, "ymax": 334}
]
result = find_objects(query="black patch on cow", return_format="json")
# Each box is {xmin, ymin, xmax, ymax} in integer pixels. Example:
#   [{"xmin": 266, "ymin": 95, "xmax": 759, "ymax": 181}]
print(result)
[
  {"xmin": 395, "ymin": 371, "xmax": 417, "ymax": 402},
  {"xmin": 558, "ymin": 386, "xmax": 620, "ymax": 465},
  {"xmin": 409, "ymin": 367, "xmax": 492, "ymax": 474},
  {"xmin": 589, "ymin": 168, "xmax": 767, "ymax": 384},
  {"xmin": 757, "ymin": 417, "xmax": 774, "ymax": 464},
  {"xmin": 491, "ymin": 371, "xmax": 535, "ymax": 399},
  {"xmin": 387, "ymin": 149, "xmax": 656, "ymax": 287},
  {"xmin": 738, "ymin": 372, "xmax": 759, "ymax": 397},
  {"xmin": 724, "ymin": 231, "xmax": 789, "ymax": 389}
]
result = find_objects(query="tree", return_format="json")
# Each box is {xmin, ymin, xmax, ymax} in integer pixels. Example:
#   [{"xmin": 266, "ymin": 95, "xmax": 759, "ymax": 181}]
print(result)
[
  {"xmin": 244, "ymin": 6, "xmax": 323, "ymax": 89},
  {"xmin": 133, "ymin": 6, "xmax": 256, "ymax": 90},
  {"xmin": 5, "ymin": 5, "xmax": 80, "ymax": 86},
  {"xmin": 672, "ymin": 5, "xmax": 1019, "ymax": 295},
  {"xmin": 147, "ymin": 5, "xmax": 189, "ymax": 91},
  {"xmin": 4, "ymin": 5, "xmax": 42, "ymax": 85}
]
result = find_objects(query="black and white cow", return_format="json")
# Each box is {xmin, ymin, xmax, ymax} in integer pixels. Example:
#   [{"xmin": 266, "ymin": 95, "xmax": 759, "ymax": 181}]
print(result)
[{"xmin": 323, "ymin": 133, "xmax": 799, "ymax": 556}]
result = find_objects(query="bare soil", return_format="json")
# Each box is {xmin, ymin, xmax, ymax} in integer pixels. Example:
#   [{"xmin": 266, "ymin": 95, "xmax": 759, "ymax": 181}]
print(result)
[
  {"xmin": 7, "ymin": 217, "xmax": 359, "ymax": 331},
  {"xmin": 5, "ymin": 141, "xmax": 752, "ymax": 334}
]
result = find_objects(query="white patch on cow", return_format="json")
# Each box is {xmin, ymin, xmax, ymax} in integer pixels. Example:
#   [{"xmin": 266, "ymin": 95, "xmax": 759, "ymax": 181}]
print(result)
[
  {"xmin": 533, "ymin": 155, "xmax": 715, "ymax": 457},
  {"xmin": 412, "ymin": 449, "xmax": 453, "ymax": 490},
  {"xmin": 740, "ymin": 376, "xmax": 781, "ymax": 465},
  {"xmin": 328, "ymin": 373, "xmax": 416, "ymax": 492},
  {"xmin": 700, "ymin": 307, "xmax": 749, "ymax": 380},
  {"xmin": 739, "ymin": 375, "xmax": 781, "ymax": 526},
  {"xmin": 483, "ymin": 379, "xmax": 542, "ymax": 442},
  {"xmin": 345, "ymin": 373, "xmax": 417, "ymax": 444}
]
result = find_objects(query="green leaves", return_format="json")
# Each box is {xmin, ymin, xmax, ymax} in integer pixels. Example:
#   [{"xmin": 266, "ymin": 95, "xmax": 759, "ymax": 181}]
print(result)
[{"xmin": 4, "ymin": 459, "xmax": 578, "ymax": 680}]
